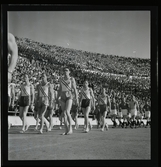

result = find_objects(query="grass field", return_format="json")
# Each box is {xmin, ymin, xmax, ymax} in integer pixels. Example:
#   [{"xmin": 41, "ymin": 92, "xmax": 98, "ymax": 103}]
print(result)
[{"xmin": 8, "ymin": 125, "xmax": 151, "ymax": 160}]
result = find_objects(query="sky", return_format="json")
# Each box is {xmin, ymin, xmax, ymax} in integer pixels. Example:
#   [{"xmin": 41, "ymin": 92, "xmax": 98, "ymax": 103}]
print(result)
[{"xmin": 8, "ymin": 11, "xmax": 150, "ymax": 59}]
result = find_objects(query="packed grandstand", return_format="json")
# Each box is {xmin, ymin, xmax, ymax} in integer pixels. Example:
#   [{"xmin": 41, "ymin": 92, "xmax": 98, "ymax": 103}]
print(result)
[{"xmin": 9, "ymin": 36, "xmax": 151, "ymax": 115}]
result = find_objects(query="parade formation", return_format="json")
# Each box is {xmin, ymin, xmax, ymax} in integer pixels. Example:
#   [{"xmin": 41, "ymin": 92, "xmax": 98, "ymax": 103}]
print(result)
[{"xmin": 8, "ymin": 33, "xmax": 151, "ymax": 134}]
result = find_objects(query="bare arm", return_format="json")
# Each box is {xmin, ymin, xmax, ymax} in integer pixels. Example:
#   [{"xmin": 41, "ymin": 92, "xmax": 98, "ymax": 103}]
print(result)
[
  {"xmin": 71, "ymin": 78, "xmax": 78, "ymax": 104},
  {"xmin": 49, "ymin": 84, "xmax": 54, "ymax": 106},
  {"xmin": 35, "ymin": 85, "xmax": 39, "ymax": 100},
  {"xmin": 57, "ymin": 80, "xmax": 62, "ymax": 102},
  {"xmin": 8, "ymin": 33, "xmax": 18, "ymax": 73},
  {"xmin": 90, "ymin": 88, "xmax": 95, "ymax": 109},
  {"xmin": 30, "ymin": 84, "xmax": 35, "ymax": 104},
  {"xmin": 11, "ymin": 84, "xmax": 15, "ymax": 106},
  {"xmin": 107, "ymin": 96, "xmax": 111, "ymax": 112},
  {"xmin": 79, "ymin": 90, "xmax": 83, "ymax": 107}
]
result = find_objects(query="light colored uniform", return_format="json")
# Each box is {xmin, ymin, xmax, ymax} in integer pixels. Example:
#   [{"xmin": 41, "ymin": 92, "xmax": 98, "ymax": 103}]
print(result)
[
  {"xmin": 38, "ymin": 82, "xmax": 50, "ymax": 106},
  {"xmin": 128, "ymin": 101, "xmax": 137, "ymax": 117},
  {"xmin": 59, "ymin": 77, "xmax": 73, "ymax": 103}
]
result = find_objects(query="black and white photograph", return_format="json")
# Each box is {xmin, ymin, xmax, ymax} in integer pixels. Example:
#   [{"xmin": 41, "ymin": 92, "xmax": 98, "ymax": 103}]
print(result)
[{"xmin": 1, "ymin": 4, "xmax": 158, "ymax": 167}]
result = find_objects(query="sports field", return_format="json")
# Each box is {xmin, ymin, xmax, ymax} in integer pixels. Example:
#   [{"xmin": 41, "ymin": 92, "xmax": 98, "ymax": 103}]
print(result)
[{"xmin": 8, "ymin": 125, "xmax": 151, "ymax": 160}]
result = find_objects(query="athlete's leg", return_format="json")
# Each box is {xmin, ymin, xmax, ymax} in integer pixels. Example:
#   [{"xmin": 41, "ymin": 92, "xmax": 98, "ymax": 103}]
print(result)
[
  {"xmin": 19, "ymin": 106, "xmax": 23, "ymax": 121},
  {"xmin": 60, "ymin": 100, "xmax": 68, "ymax": 134},
  {"xmin": 75, "ymin": 112, "xmax": 79, "ymax": 129},
  {"xmin": 22, "ymin": 106, "xmax": 30, "ymax": 131},
  {"xmin": 48, "ymin": 109, "xmax": 54, "ymax": 131},
  {"xmin": 65, "ymin": 99, "xmax": 73, "ymax": 134},
  {"xmin": 39, "ymin": 105, "xmax": 48, "ymax": 133},
  {"xmin": 19, "ymin": 106, "xmax": 24, "ymax": 132},
  {"xmin": 112, "ymin": 114, "xmax": 117, "ymax": 128},
  {"xmin": 34, "ymin": 110, "xmax": 39, "ymax": 130},
  {"xmin": 84, "ymin": 106, "xmax": 91, "ymax": 132},
  {"xmin": 101, "ymin": 111, "xmax": 108, "ymax": 131}
]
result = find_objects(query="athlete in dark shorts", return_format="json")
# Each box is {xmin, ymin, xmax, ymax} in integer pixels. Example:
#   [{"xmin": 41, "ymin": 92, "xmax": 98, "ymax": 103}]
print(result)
[
  {"xmin": 79, "ymin": 80, "xmax": 95, "ymax": 133},
  {"xmin": 18, "ymin": 74, "xmax": 34, "ymax": 133}
]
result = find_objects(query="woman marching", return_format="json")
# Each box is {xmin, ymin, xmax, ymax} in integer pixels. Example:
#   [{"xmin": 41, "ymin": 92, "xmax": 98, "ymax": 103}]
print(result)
[
  {"xmin": 79, "ymin": 80, "xmax": 95, "ymax": 133},
  {"xmin": 36, "ymin": 73, "xmax": 54, "ymax": 134},
  {"xmin": 18, "ymin": 74, "xmax": 34, "ymax": 133},
  {"xmin": 70, "ymin": 89, "xmax": 79, "ymax": 130},
  {"xmin": 57, "ymin": 67, "xmax": 79, "ymax": 135},
  {"xmin": 44, "ymin": 79, "xmax": 58, "ymax": 131},
  {"xmin": 97, "ymin": 87, "xmax": 110, "ymax": 131}
]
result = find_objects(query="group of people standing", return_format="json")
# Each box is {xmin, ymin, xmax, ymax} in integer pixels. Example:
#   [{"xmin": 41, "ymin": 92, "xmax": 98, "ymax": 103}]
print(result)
[{"xmin": 8, "ymin": 67, "xmax": 151, "ymax": 135}]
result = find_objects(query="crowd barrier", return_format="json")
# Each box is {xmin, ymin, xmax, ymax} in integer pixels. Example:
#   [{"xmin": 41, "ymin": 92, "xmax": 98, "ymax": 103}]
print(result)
[{"xmin": 8, "ymin": 111, "xmax": 147, "ymax": 126}]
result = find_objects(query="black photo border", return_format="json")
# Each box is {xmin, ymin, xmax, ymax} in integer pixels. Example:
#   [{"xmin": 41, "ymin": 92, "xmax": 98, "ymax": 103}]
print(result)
[{"xmin": 1, "ymin": 4, "xmax": 158, "ymax": 167}]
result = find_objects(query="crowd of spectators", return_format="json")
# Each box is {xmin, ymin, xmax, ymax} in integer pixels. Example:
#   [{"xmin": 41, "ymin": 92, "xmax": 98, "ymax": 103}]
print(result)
[
  {"xmin": 10, "ymin": 37, "xmax": 150, "ymax": 110},
  {"xmin": 15, "ymin": 37, "xmax": 150, "ymax": 77}
]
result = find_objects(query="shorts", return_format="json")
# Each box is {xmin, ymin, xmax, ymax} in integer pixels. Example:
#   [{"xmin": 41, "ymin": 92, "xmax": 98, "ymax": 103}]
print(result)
[
  {"xmin": 99, "ymin": 104, "xmax": 107, "ymax": 114},
  {"xmin": 60, "ymin": 91, "xmax": 72, "ymax": 103},
  {"xmin": 130, "ymin": 109, "xmax": 137, "ymax": 117},
  {"xmin": 59, "ymin": 107, "xmax": 63, "ymax": 115},
  {"xmin": 145, "ymin": 111, "xmax": 151, "ymax": 118},
  {"xmin": 71, "ymin": 104, "xmax": 78, "ymax": 113},
  {"xmin": 19, "ymin": 96, "xmax": 30, "ymax": 107},
  {"xmin": 45, "ymin": 108, "xmax": 55, "ymax": 117},
  {"xmin": 81, "ymin": 99, "xmax": 91, "ymax": 108},
  {"xmin": 37, "ymin": 96, "xmax": 49, "ymax": 108},
  {"xmin": 122, "ymin": 109, "xmax": 128, "ymax": 116},
  {"xmin": 136, "ymin": 113, "xmax": 142, "ymax": 119},
  {"xmin": 118, "ymin": 111, "xmax": 122, "ymax": 118},
  {"xmin": 111, "ymin": 109, "xmax": 117, "ymax": 115},
  {"xmin": 127, "ymin": 113, "xmax": 131, "ymax": 118},
  {"xmin": 47, "ymin": 100, "xmax": 56, "ymax": 110}
]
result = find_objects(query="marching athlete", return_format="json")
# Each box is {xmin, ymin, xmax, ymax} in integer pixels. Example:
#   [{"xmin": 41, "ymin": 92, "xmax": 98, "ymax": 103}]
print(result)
[
  {"xmin": 18, "ymin": 74, "xmax": 34, "ymax": 133},
  {"xmin": 97, "ymin": 87, "xmax": 110, "ymax": 131},
  {"xmin": 70, "ymin": 89, "xmax": 79, "ymax": 130},
  {"xmin": 79, "ymin": 80, "xmax": 95, "ymax": 133},
  {"xmin": 36, "ymin": 73, "xmax": 54, "ymax": 134},
  {"xmin": 57, "ymin": 68, "xmax": 79, "ymax": 135},
  {"xmin": 34, "ymin": 90, "xmax": 40, "ymax": 130},
  {"xmin": 45, "ymin": 84, "xmax": 58, "ymax": 131}
]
